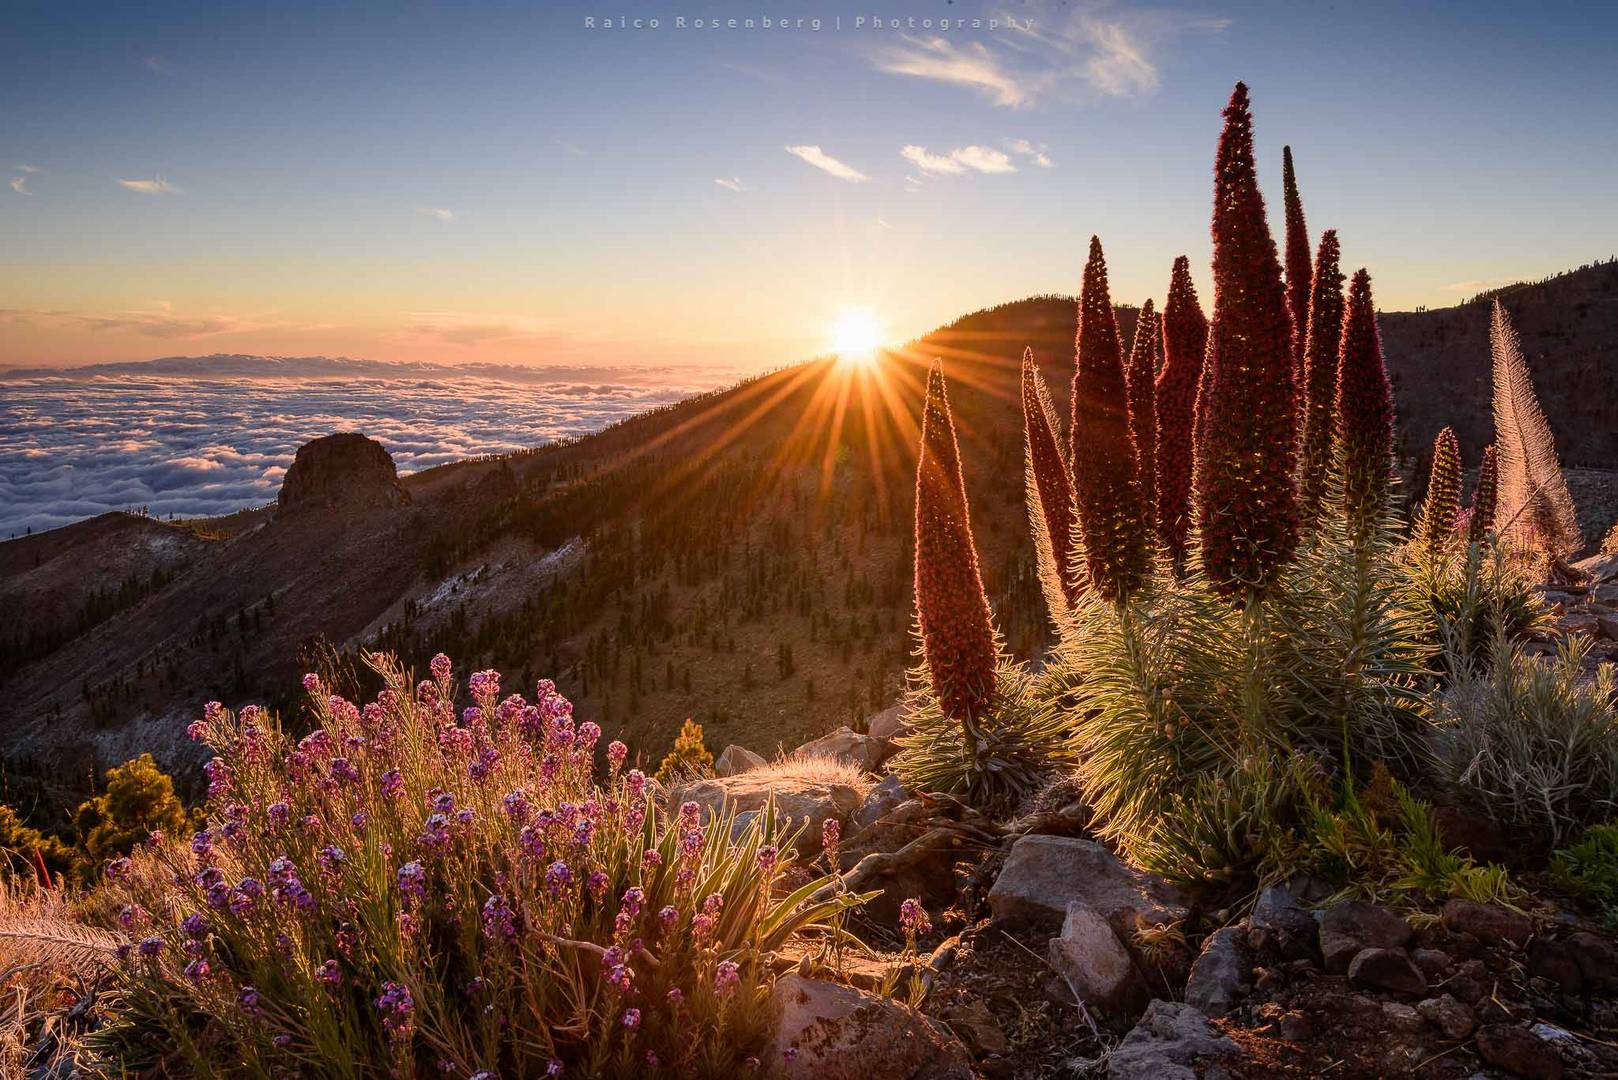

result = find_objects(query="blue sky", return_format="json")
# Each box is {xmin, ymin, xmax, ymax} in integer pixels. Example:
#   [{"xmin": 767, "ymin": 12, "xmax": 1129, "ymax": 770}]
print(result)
[{"xmin": 3, "ymin": 0, "xmax": 1616, "ymax": 369}]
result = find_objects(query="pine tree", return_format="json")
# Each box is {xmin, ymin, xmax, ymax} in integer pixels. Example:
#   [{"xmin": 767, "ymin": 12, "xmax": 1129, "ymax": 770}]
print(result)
[
  {"xmin": 1469, "ymin": 445, "xmax": 1499, "ymax": 548},
  {"xmin": 1297, "ymin": 229, "xmax": 1346, "ymax": 524},
  {"xmin": 1490, "ymin": 299, "xmax": 1581, "ymax": 562},
  {"xmin": 1021, "ymin": 348, "xmax": 1079, "ymax": 612},
  {"xmin": 1194, "ymin": 83, "xmax": 1301, "ymax": 598},
  {"xmin": 914, "ymin": 363, "xmax": 997, "ymax": 723},
  {"xmin": 1156, "ymin": 256, "xmax": 1208, "ymax": 570},
  {"xmin": 1335, "ymin": 269, "xmax": 1395, "ymax": 540},
  {"xmin": 1071, "ymin": 236, "xmax": 1150, "ymax": 601},
  {"xmin": 1417, "ymin": 427, "xmax": 1462, "ymax": 554},
  {"xmin": 1126, "ymin": 299, "xmax": 1160, "ymax": 529},
  {"xmin": 1282, "ymin": 146, "xmax": 1313, "ymax": 391}
]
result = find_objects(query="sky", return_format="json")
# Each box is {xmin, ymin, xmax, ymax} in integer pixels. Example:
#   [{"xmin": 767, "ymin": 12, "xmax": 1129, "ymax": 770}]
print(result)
[{"xmin": 3, "ymin": 0, "xmax": 1616, "ymax": 372}]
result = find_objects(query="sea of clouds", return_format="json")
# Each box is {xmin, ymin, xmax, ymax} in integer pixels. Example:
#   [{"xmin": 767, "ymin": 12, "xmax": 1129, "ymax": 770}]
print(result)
[{"xmin": 0, "ymin": 362, "xmax": 731, "ymax": 537}]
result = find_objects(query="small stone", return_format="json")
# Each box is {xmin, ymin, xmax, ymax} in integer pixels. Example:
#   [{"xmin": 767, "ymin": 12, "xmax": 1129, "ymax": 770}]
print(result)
[
  {"xmin": 1566, "ymin": 932, "xmax": 1618, "ymax": 993},
  {"xmin": 1418, "ymin": 994, "xmax": 1476, "ymax": 1040},
  {"xmin": 1475, "ymin": 1023, "xmax": 1565, "ymax": 1080},
  {"xmin": 1319, "ymin": 901, "xmax": 1413, "ymax": 975},
  {"xmin": 1276, "ymin": 1011, "xmax": 1312, "ymax": 1043},
  {"xmin": 1184, "ymin": 927, "xmax": 1250, "ymax": 1019},
  {"xmin": 989, "ymin": 835, "xmax": 1188, "ymax": 937},
  {"xmin": 793, "ymin": 725, "xmax": 893, "ymax": 772},
  {"xmin": 714, "ymin": 744, "xmax": 767, "ymax": 777},
  {"xmin": 1412, "ymin": 947, "xmax": 1454, "ymax": 979},
  {"xmin": 851, "ymin": 773, "xmax": 907, "ymax": 830},
  {"xmin": 1250, "ymin": 884, "xmax": 1318, "ymax": 961},
  {"xmin": 1106, "ymin": 1001, "xmax": 1236, "ymax": 1080},
  {"xmin": 1047, "ymin": 903, "xmax": 1142, "ymax": 1012},
  {"xmin": 1382, "ymin": 1001, "xmax": 1425, "ymax": 1034},
  {"xmin": 866, "ymin": 705, "xmax": 905, "ymax": 741},
  {"xmin": 1347, "ymin": 947, "xmax": 1427, "ymax": 996},
  {"xmin": 942, "ymin": 1000, "xmax": 1008, "ymax": 1057},
  {"xmin": 1440, "ymin": 899, "xmax": 1533, "ymax": 947},
  {"xmin": 1527, "ymin": 938, "xmax": 1584, "ymax": 993}
]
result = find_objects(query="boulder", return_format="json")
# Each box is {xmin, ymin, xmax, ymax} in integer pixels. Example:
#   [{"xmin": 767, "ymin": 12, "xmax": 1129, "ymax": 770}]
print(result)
[
  {"xmin": 1106, "ymin": 1001, "xmax": 1236, "ymax": 1080},
  {"xmin": 714, "ymin": 744, "xmax": 767, "ymax": 777},
  {"xmin": 852, "ymin": 774, "xmax": 907, "ymax": 831},
  {"xmin": 1417, "ymin": 994, "xmax": 1476, "ymax": 1040},
  {"xmin": 794, "ymin": 726, "xmax": 894, "ymax": 772},
  {"xmin": 988, "ymin": 835, "xmax": 1188, "ymax": 939},
  {"xmin": 667, "ymin": 772, "xmax": 864, "ymax": 854},
  {"xmin": 1250, "ymin": 883, "xmax": 1319, "ymax": 961},
  {"xmin": 1440, "ymin": 899, "xmax": 1534, "ymax": 947},
  {"xmin": 1476, "ymin": 1023, "xmax": 1566, "ymax": 1080},
  {"xmin": 1184, "ymin": 927, "xmax": 1250, "ymax": 1019},
  {"xmin": 772, "ymin": 973, "xmax": 975, "ymax": 1080},
  {"xmin": 866, "ymin": 705, "xmax": 905, "ymax": 741},
  {"xmin": 1047, "ymin": 903, "xmax": 1143, "ymax": 1012},
  {"xmin": 1347, "ymin": 947, "xmax": 1427, "ymax": 996},
  {"xmin": 1319, "ymin": 902, "xmax": 1412, "ymax": 975},
  {"xmin": 277, "ymin": 432, "xmax": 408, "ymax": 511}
]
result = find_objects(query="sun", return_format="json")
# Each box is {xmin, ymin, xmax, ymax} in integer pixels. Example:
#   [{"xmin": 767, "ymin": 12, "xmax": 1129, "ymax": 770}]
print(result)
[{"xmin": 827, "ymin": 306, "xmax": 885, "ymax": 365}]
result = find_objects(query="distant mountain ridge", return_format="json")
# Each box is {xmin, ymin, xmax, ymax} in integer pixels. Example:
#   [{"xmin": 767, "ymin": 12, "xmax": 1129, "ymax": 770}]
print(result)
[{"xmin": 0, "ymin": 353, "xmax": 738, "ymax": 388}]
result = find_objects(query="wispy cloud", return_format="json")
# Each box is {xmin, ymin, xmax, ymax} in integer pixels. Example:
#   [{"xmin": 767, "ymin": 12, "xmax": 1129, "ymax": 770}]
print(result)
[
  {"xmin": 784, "ymin": 145, "xmax": 869, "ymax": 183},
  {"xmin": 1006, "ymin": 138, "xmax": 1054, "ymax": 167},
  {"xmin": 9, "ymin": 177, "xmax": 30, "ymax": 196},
  {"xmin": 417, "ymin": 207, "xmax": 456, "ymax": 222},
  {"xmin": 872, "ymin": 6, "xmax": 1228, "ymax": 108},
  {"xmin": 714, "ymin": 177, "xmax": 748, "ymax": 192},
  {"xmin": 117, "ymin": 176, "xmax": 182, "ymax": 195},
  {"xmin": 144, "ymin": 55, "xmax": 174, "ymax": 76},
  {"xmin": 14, "ymin": 165, "xmax": 42, "ymax": 174},
  {"xmin": 10, "ymin": 165, "xmax": 43, "ymax": 196},
  {"xmin": 900, "ymin": 144, "xmax": 1016, "ymax": 176},
  {"xmin": 1, "ymin": 304, "xmax": 284, "ymax": 341}
]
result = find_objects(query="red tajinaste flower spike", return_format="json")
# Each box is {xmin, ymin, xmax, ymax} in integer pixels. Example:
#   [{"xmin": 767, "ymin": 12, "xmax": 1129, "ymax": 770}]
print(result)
[
  {"xmin": 1156, "ymin": 257, "xmax": 1209, "ymax": 571},
  {"xmin": 1469, "ymin": 444, "xmax": 1499, "ymax": 548},
  {"xmin": 1418, "ymin": 427, "xmax": 1462, "ymax": 555},
  {"xmin": 1297, "ymin": 229, "xmax": 1345, "ymax": 525},
  {"xmin": 1021, "ymin": 347, "xmax": 1080, "ymax": 607},
  {"xmin": 1282, "ymin": 146, "xmax": 1312, "ymax": 392},
  {"xmin": 1126, "ymin": 299, "xmax": 1160, "ymax": 527},
  {"xmin": 1194, "ymin": 82, "xmax": 1301, "ymax": 598},
  {"xmin": 1335, "ymin": 269, "xmax": 1395, "ymax": 538},
  {"xmin": 913, "ymin": 362, "xmax": 997, "ymax": 723},
  {"xmin": 1071, "ymin": 236, "xmax": 1151, "ymax": 601}
]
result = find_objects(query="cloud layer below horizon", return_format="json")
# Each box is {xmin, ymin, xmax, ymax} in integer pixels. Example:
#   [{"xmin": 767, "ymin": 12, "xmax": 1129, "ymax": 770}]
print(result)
[{"xmin": 0, "ymin": 373, "xmax": 722, "ymax": 535}]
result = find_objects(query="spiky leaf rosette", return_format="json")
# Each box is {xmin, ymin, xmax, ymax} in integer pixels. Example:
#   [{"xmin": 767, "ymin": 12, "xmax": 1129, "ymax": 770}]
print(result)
[
  {"xmin": 1126, "ymin": 299, "xmax": 1161, "ymax": 527},
  {"xmin": 1194, "ymin": 83, "xmax": 1301, "ymax": 598},
  {"xmin": 1335, "ymin": 270, "xmax": 1394, "ymax": 542},
  {"xmin": 1490, "ymin": 300, "xmax": 1582, "ymax": 561},
  {"xmin": 1282, "ymin": 146, "xmax": 1312, "ymax": 391},
  {"xmin": 1469, "ymin": 445, "xmax": 1499, "ymax": 548},
  {"xmin": 1417, "ymin": 427, "xmax": 1462, "ymax": 555},
  {"xmin": 1156, "ymin": 257, "xmax": 1209, "ymax": 570},
  {"xmin": 1022, "ymin": 348, "xmax": 1081, "ymax": 615},
  {"xmin": 914, "ymin": 362, "xmax": 998, "ymax": 724},
  {"xmin": 1071, "ymin": 236, "xmax": 1151, "ymax": 601},
  {"xmin": 1297, "ymin": 230, "xmax": 1346, "ymax": 524}
]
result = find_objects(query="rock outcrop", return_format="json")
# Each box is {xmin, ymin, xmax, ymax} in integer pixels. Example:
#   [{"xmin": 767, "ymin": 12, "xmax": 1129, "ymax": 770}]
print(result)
[{"xmin": 277, "ymin": 433, "xmax": 409, "ymax": 511}]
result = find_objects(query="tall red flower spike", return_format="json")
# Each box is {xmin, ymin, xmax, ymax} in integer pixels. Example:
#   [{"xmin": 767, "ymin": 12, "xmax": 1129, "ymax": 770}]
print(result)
[
  {"xmin": 1418, "ymin": 427, "xmax": 1462, "ymax": 554},
  {"xmin": 1156, "ymin": 256, "xmax": 1209, "ymax": 570},
  {"xmin": 1194, "ymin": 83, "xmax": 1301, "ymax": 598},
  {"xmin": 1126, "ymin": 299, "xmax": 1160, "ymax": 523},
  {"xmin": 1021, "ymin": 347, "xmax": 1080, "ymax": 606},
  {"xmin": 1297, "ymin": 229, "xmax": 1346, "ymax": 524},
  {"xmin": 1469, "ymin": 444, "xmax": 1499, "ymax": 548},
  {"xmin": 914, "ymin": 362, "xmax": 998, "ymax": 723},
  {"xmin": 1282, "ymin": 146, "xmax": 1313, "ymax": 391},
  {"xmin": 1071, "ymin": 236, "xmax": 1151, "ymax": 601},
  {"xmin": 1335, "ymin": 269, "xmax": 1395, "ymax": 537}
]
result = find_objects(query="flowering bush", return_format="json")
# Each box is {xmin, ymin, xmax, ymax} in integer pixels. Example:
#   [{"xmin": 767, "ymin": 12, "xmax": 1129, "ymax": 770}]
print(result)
[{"xmin": 89, "ymin": 654, "xmax": 862, "ymax": 1078}]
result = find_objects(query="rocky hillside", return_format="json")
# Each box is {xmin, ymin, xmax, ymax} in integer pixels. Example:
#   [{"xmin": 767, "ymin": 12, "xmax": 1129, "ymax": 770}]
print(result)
[{"xmin": 3, "ymin": 268, "xmax": 1616, "ymax": 815}]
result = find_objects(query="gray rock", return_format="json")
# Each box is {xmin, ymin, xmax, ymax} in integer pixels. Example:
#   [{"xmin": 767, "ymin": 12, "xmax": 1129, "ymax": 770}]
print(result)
[
  {"xmin": 1347, "ymin": 947, "xmax": 1427, "ymax": 996},
  {"xmin": 794, "ymin": 725, "xmax": 895, "ymax": 773},
  {"xmin": 668, "ymin": 773, "xmax": 863, "ymax": 854},
  {"xmin": 1476, "ymin": 1023, "xmax": 1565, "ymax": 1080},
  {"xmin": 866, "ymin": 705, "xmax": 905, "ymax": 741},
  {"xmin": 1382, "ymin": 1001, "xmax": 1425, "ymax": 1034},
  {"xmin": 1319, "ymin": 902, "xmax": 1412, "ymax": 975},
  {"xmin": 1250, "ymin": 883, "xmax": 1319, "ymax": 961},
  {"xmin": 1441, "ymin": 899, "xmax": 1534, "ymax": 947},
  {"xmin": 714, "ymin": 744, "xmax": 767, "ymax": 777},
  {"xmin": 772, "ymin": 973, "xmax": 975, "ymax": 1080},
  {"xmin": 1418, "ymin": 994, "xmax": 1477, "ymax": 1040},
  {"xmin": 989, "ymin": 835, "xmax": 1188, "ymax": 938},
  {"xmin": 1047, "ymin": 903, "xmax": 1142, "ymax": 1011},
  {"xmin": 1184, "ymin": 927, "xmax": 1250, "ymax": 1019},
  {"xmin": 853, "ymin": 773, "xmax": 907, "ymax": 831},
  {"xmin": 1107, "ymin": 1001, "xmax": 1236, "ymax": 1080}
]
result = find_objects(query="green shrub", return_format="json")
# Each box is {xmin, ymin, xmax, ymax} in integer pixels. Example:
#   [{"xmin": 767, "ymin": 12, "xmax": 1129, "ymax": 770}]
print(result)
[
  {"xmin": 0, "ymin": 804, "xmax": 74, "ymax": 883},
  {"xmin": 88, "ymin": 656, "xmax": 863, "ymax": 1078},
  {"xmin": 1407, "ymin": 540, "xmax": 1550, "ymax": 677},
  {"xmin": 1550, "ymin": 823, "xmax": 1618, "ymax": 929},
  {"xmin": 72, "ymin": 753, "xmax": 188, "ymax": 884},
  {"xmin": 892, "ymin": 658, "xmax": 1074, "ymax": 810},
  {"xmin": 655, "ymin": 718, "xmax": 714, "ymax": 784},
  {"xmin": 1438, "ymin": 635, "xmax": 1618, "ymax": 850}
]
